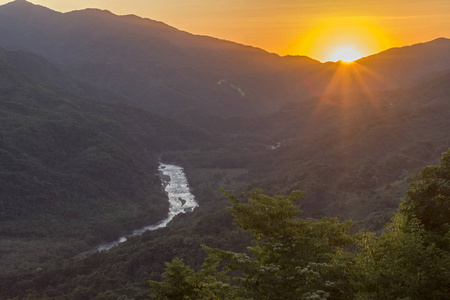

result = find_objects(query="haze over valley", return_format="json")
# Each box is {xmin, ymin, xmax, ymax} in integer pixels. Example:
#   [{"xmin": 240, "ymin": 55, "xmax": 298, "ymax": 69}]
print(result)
[{"xmin": 0, "ymin": 1, "xmax": 449, "ymax": 299}]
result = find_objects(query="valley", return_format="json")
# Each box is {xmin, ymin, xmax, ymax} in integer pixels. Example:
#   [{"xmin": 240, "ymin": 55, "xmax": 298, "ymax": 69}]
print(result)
[
  {"xmin": 0, "ymin": 1, "xmax": 449, "ymax": 299},
  {"xmin": 95, "ymin": 163, "xmax": 198, "ymax": 252}
]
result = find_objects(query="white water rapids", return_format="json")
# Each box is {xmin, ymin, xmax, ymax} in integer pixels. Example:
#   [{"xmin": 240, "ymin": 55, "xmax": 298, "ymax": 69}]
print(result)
[{"xmin": 95, "ymin": 163, "xmax": 198, "ymax": 251}]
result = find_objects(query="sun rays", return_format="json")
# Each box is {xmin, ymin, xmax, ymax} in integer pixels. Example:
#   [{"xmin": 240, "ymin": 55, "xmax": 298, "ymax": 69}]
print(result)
[{"xmin": 297, "ymin": 58, "xmax": 399, "ymax": 155}]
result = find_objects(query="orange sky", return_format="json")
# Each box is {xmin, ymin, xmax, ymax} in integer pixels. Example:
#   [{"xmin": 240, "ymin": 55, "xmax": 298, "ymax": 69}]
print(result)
[{"xmin": 1, "ymin": 0, "xmax": 449, "ymax": 61}]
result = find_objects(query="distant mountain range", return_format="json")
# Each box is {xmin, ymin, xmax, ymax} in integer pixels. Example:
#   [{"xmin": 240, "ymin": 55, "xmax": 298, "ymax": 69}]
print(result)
[
  {"xmin": 0, "ymin": 0, "xmax": 449, "ymax": 248},
  {"xmin": 0, "ymin": 1, "xmax": 449, "ymax": 297},
  {"xmin": 0, "ymin": 0, "xmax": 449, "ymax": 117}
]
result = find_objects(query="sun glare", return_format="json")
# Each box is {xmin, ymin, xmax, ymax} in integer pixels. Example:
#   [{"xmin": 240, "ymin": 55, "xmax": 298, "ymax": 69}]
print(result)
[
  {"xmin": 328, "ymin": 46, "xmax": 362, "ymax": 63},
  {"xmin": 290, "ymin": 17, "xmax": 395, "ymax": 62}
]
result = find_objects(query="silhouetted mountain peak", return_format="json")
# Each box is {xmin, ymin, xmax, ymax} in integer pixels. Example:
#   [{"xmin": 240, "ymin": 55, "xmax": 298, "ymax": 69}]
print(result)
[
  {"xmin": 431, "ymin": 37, "xmax": 449, "ymax": 42},
  {"xmin": 359, "ymin": 38, "xmax": 450, "ymax": 61},
  {"xmin": 281, "ymin": 55, "xmax": 321, "ymax": 65},
  {"xmin": 72, "ymin": 8, "xmax": 115, "ymax": 17},
  {"xmin": 0, "ymin": 0, "xmax": 63, "ymax": 28},
  {"xmin": 65, "ymin": 7, "xmax": 176, "ymax": 33},
  {"xmin": 0, "ymin": 0, "xmax": 53, "ymax": 13},
  {"xmin": 8, "ymin": 0, "xmax": 28, "ymax": 5},
  {"xmin": 0, "ymin": 0, "xmax": 448, "ymax": 117}
]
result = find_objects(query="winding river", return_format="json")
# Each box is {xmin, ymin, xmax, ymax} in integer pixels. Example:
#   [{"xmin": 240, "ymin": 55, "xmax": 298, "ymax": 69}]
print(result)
[{"xmin": 96, "ymin": 163, "xmax": 198, "ymax": 251}]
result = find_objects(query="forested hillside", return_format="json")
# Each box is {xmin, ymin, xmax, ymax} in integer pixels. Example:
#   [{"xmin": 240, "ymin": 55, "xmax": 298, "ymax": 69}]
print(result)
[
  {"xmin": 0, "ymin": 1, "xmax": 449, "ymax": 299},
  {"xmin": 150, "ymin": 150, "xmax": 450, "ymax": 300},
  {"xmin": 255, "ymin": 72, "xmax": 450, "ymax": 223},
  {"xmin": 1, "ymin": 150, "xmax": 449, "ymax": 299},
  {"xmin": 165, "ymin": 71, "xmax": 450, "ymax": 230},
  {"xmin": 0, "ymin": 47, "xmax": 209, "ymax": 273}
]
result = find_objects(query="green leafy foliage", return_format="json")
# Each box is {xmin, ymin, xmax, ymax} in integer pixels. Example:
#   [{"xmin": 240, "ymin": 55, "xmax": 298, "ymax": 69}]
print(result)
[
  {"xmin": 346, "ymin": 214, "xmax": 450, "ymax": 300},
  {"xmin": 150, "ymin": 190, "xmax": 353, "ymax": 300},
  {"xmin": 3, "ymin": 150, "xmax": 450, "ymax": 299},
  {"xmin": 149, "ymin": 249, "xmax": 240, "ymax": 300},
  {"xmin": 225, "ymin": 190, "xmax": 353, "ymax": 300},
  {"xmin": 0, "ymin": 12, "xmax": 449, "ymax": 298},
  {"xmin": 401, "ymin": 149, "xmax": 450, "ymax": 236},
  {"xmin": 151, "ymin": 151, "xmax": 450, "ymax": 300}
]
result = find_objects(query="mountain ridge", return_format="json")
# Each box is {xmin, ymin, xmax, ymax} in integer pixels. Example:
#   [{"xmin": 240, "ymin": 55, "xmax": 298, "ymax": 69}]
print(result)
[
  {"xmin": 1, "ymin": 1, "xmax": 449, "ymax": 118},
  {"xmin": 1, "ymin": 0, "xmax": 448, "ymax": 61},
  {"xmin": 1, "ymin": 0, "xmax": 448, "ymax": 118},
  {"xmin": 0, "ymin": 2, "xmax": 448, "ymax": 296}
]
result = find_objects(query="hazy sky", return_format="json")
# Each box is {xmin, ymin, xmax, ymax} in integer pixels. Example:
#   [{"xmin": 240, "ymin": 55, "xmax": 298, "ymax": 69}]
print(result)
[{"xmin": 1, "ymin": 0, "xmax": 449, "ymax": 61}]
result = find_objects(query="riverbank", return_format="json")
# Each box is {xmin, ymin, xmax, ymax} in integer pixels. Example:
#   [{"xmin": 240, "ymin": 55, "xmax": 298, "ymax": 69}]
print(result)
[{"xmin": 95, "ymin": 163, "xmax": 198, "ymax": 251}]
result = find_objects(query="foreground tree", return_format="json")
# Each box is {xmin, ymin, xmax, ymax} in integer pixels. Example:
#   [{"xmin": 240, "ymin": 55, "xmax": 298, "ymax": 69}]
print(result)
[
  {"xmin": 149, "ymin": 248, "xmax": 241, "ymax": 300},
  {"xmin": 150, "ymin": 150, "xmax": 450, "ymax": 300},
  {"xmin": 347, "ymin": 215, "xmax": 450, "ymax": 299},
  {"xmin": 150, "ymin": 189, "xmax": 353, "ymax": 299},
  {"xmin": 400, "ymin": 149, "xmax": 450, "ymax": 249},
  {"xmin": 347, "ymin": 149, "xmax": 450, "ymax": 299},
  {"xmin": 223, "ymin": 189, "xmax": 353, "ymax": 300}
]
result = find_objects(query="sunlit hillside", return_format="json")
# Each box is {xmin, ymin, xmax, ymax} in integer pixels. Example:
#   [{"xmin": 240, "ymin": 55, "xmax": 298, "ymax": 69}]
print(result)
[{"xmin": 0, "ymin": 1, "xmax": 449, "ymax": 299}]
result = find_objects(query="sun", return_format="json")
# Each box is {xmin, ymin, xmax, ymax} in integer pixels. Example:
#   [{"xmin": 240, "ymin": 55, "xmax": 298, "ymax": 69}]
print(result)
[
  {"xmin": 328, "ymin": 46, "xmax": 363, "ymax": 63},
  {"xmin": 290, "ymin": 17, "xmax": 395, "ymax": 62}
]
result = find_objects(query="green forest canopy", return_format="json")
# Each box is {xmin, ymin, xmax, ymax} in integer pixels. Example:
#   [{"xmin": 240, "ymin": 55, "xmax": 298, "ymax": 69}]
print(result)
[{"xmin": 151, "ymin": 149, "xmax": 450, "ymax": 300}]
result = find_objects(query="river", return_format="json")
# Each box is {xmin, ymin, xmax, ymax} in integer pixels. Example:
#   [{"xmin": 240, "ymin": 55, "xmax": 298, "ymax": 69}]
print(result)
[{"xmin": 95, "ymin": 163, "xmax": 198, "ymax": 251}]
